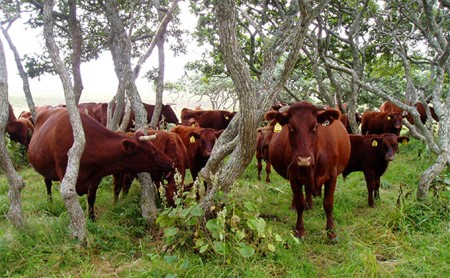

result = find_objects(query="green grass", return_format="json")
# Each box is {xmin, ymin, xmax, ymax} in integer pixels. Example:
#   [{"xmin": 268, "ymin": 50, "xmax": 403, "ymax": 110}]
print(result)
[{"xmin": 1, "ymin": 138, "xmax": 449, "ymax": 277}]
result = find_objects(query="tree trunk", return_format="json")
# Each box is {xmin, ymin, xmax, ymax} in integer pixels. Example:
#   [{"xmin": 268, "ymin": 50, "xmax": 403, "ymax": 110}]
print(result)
[
  {"xmin": 68, "ymin": 0, "xmax": 83, "ymax": 104},
  {"xmin": 43, "ymin": 0, "xmax": 86, "ymax": 243},
  {"xmin": 149, "ymin": 1, "xmax": 166, "ymax": 129},
  {"xmin": 0, "ymin": 34, "xmax": 25, "ymax": 227},
  {"xmin": 1, "ymin": 22, "xmax": 36, "ymax": 121},
  {"xmin": 199, "ymin": 0, "xmax": 328, "ymax": 213}
]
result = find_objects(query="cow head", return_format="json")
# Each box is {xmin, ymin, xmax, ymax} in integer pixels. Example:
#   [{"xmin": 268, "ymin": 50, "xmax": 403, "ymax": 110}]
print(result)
[
  {"xmin": 188, "ymin": 128, "xmax": 222, "ymax": 159},
  {"xmin": 121, "ymin": 131, "xmax": 174, "ymax": 178},
  {"xmin": 265, "ymin": 101, "xmax": 340, "ymax": 167},
  {"xmin": 162, "ymin": 104, "xmax": 179, "ymax": 124},
  {"xmin": 386, "ymin": 112, "xmax": 404, "ymax": 131},
  {"xmin": 370, "ymin": 134, "xmax": 409, "ymax": 161}
]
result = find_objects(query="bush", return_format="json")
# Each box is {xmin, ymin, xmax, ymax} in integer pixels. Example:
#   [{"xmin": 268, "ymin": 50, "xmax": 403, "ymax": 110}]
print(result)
[{"xmin": 157, "ymin": 179, "xmax": 293, "ymax": 260}]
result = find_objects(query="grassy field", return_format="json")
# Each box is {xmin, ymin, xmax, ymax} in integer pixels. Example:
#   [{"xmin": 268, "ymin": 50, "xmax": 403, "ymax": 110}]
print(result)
[{"xmin": 0, "ymin": 138, "xmax": 449, "ymax": 277}]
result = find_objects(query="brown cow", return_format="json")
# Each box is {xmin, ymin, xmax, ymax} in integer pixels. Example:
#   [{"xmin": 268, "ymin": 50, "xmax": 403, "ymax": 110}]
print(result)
[
  {"xmin": 256, "ymin": 122, "xmax": 278, "ymax": 183},
  {"xmin": 113, "ymin": 129, "xmax": 189, "ymax": 206},
  {"xmin": 5, "ymin": 104, "xmax": 34, "ymax": 147},
  {"xmin": 77, "ymin": 102, "xmax": 179, "ymax": 130},
  {"xmin": 180, "ymin": 108, "xmax": 237, "ymax": 130},
  {"xmin": 379, "ymin": 101, "xmax": 438, "ymax": 124},
  {"xmin": 361, "ymin": 111, "xmax": 404, "ymax": 136},
  {"xmin": 266, "ymin": 101, "xmax": 351, "ymax": 239},
  {"xmin": 170, "ymin": 125, "xmax": 222, "ymax": 187},
  {"xmin": 28, "ymin": 108, "xmax": 174, "ymax": 220},
  {"xmin": 343, "ymin": 133, "xmax": 409, "ymax": 207}
]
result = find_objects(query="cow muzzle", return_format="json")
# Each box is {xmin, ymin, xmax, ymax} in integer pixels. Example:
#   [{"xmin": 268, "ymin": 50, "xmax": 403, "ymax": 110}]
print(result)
[
  {"xmin": 297, "ymin": 156, "xmax": 312, "ymax": 167},
  {"xmin": 385, "ymin": 154, "xmax": 395, "ymax": 161}
]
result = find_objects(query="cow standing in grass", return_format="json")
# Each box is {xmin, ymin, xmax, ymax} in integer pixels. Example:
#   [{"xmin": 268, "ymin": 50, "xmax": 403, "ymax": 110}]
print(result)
[{"xmin": 266, "ymin": 101, "xmax": 351, "ymax": 240}]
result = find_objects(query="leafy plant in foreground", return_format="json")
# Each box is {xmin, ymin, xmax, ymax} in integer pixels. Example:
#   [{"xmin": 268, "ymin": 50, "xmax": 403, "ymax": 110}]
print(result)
[{"xmin": 157, "ymin": 180, "xmax": 293, "ymax": 260}]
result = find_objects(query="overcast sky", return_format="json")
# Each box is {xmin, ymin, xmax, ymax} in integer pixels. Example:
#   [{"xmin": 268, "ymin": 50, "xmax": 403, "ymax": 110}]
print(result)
[{"xmin": 4, "ymin": 2, "xmax": 211, "ymax": 115}]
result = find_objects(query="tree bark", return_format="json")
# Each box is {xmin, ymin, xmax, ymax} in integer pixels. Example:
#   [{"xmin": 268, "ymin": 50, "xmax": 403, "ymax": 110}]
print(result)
[
  {"xmin": 0, "ymin": 34, "xmax": 25, "ymax": 227},
  {"xmin": 1, "ymin": 20, "xmax": 37, "ymax": 121},
  {"xmin": 43, "ymin": 0, "xmax": 86, "ymax": 243},
  {"xmin": 200, "ymin": 0, "xmax": 329, "ymax": 213}
]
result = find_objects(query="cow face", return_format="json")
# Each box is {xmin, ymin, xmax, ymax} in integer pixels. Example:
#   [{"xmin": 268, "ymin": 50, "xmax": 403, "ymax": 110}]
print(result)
[
  {"xmin": 370, "ymin": 134, "xmax": 409, "ymax": 161},
  {"xmin": 188, "ymin": 129, "xmax": 220, "ymax": 159},
  {"xmin": 266, "ymin": 101, "xmax": 340, "ymax": 167},
  {"xmin": 386, "ymin": 113, "xmax": 403, "ymax": 130},
  {"xmin": 123, "ymin": 131, "xmax": 174, "ymax": 177}
]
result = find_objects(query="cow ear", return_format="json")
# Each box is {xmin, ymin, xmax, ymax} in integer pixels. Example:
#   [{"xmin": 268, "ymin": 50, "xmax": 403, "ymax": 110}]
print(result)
[
  {"xmin": 317, "ymin": 109, "xmax": 340, "ymax": 126},
  {"xmin": 265, "ymin": 111, "xmax": 289, "ymax": 125},
  {"xmin": 397, "ymin": 136, "xmax": 409, "ymax": 145},
  {"xmin": 122, "ymin": 139, "xmax": 137, "ymax": 154},
  {"xmin": 188, "ymin": 131, "xmax": 200, "ymax": 143},
  {"xmin": 370, "ymin": 137, "xmax": 382, "ymax": 148}
]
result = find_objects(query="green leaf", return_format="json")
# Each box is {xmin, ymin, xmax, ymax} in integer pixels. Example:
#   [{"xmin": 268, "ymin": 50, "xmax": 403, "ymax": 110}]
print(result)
[
  {"xmin": 206, "ymin": 219, "xmax": 219, "ymax": 233},
  {"xmin": 163, "ymin": 255, "xmax": 178, "ymax": 264},
  {"xmin": 275, "ymin": 233, "xmax": 283, "ymax": 242},
  {"xmin": 247, "ymin": 218, "xmax": 266, "ymax": 234},
  {"xmin": 199, "ymin": 244, "xmax": 209, "ymax": 253},
  {"xmin": 163, "ymin": 227, "xmax": 179, "ymax": 238},
  {"xmin": 213, "ymin": 241, "xmax": 230, "ymax": 255},
  {"xmin": 191, "ymin": 205, "xmax": 204, "ymax": 217},
  {"xmin": 237, "ymin": 243, "xmax": 255, "ymax": 258},
  {"xmin": 244, "ymin": 201, "xmax": 257, "ymax": 212},
  {"xmin": 267, "ymin": 244, "xmax": 276, "ymax": 252}
]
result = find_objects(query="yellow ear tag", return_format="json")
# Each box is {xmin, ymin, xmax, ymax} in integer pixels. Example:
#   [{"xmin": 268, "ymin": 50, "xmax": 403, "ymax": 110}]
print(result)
[
  {"xmin": 402, "ymin": 138, "xmax": 408, "ymax": 145},
  {"xmin": 387, "ymin": 116, "xmax": 391, "ymax": 120},
  {"xmin": 190, "ymin": 136, "xmax": 196, "ymax": 143},
  {"xmin": 372, "ymin": 140, "xmax": 378, "ymax": 147},
  {"xmin": 274, "ymin": 123, "xmax": 282, "ymax": 133}
]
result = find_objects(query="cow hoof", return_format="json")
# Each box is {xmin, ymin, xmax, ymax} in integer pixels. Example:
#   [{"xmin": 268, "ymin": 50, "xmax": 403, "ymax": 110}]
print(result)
[
  {"xmin": 326, "ymin": 230, "xmax": 338, "ymax": 243},
  {"xmin": 293, "ymin": 229, "xmax": 306, "ymax": 239}
]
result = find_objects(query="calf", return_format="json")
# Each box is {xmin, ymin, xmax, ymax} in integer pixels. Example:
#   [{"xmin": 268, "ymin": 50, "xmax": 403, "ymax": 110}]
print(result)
[
  {"xmin": 342, "ymin": 133, "xmax": 409, "ymax": 207},
  {"xmin": 28, "ymin": 108, "xmax": 174, "ymax": 220},
  {"xmin": 170, "ymin": 125, "xmax": 222, "ymax": 187},
  {"xmin": 361, "ymin": 111, "xmax": 404, "ymax": 136}
]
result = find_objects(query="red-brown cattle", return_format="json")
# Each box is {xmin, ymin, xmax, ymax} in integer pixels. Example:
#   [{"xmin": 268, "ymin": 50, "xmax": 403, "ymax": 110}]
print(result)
[
  {"xmin": 113, "ymin": 129, "xmax": 189, "ymax": 206},
  {"xmin": 180, "ymin": 108, "xmax": 237, "ymax": 130},
  {"xmin": 170, "ymin": 125, "xmax": 222, "ymax": 187},
  {"xmin": 266, "ymin": 101, "xmax": 351, "ymax": 239},
  {"xmin": 361, "ymin": 111, "xmax": 404, "ymax": 136},
  {"xmin": 28, "ymin": 108, "xmax": 174, "ymax": 220},
  {"xmin": 77, "ymin": 102, "xmax": 179, "ymax": 130},
  {"xmin": 256, "ymin": 122, "xmax": 278, "ymax": 183},
  {"xmin": 5, "ymin": 104, "xmax": 34, "ymax": 147},
  {"xmin": 379, "ymin": 101, "xmax": 438, "ymax": 124},
  {"xmin": 343, "ymin": 133, "xmax": 409, "ymax": 207}
]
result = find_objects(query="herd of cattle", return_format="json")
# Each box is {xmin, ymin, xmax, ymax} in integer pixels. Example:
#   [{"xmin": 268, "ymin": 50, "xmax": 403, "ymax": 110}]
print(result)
[{"xmin": 4, "ymin": 100, "xmax": 436, "ymax": 239}]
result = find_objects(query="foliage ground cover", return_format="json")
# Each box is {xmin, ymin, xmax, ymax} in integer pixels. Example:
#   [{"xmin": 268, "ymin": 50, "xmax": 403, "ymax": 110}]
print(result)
[{"xmin": 0, "ymin": 138, "xmax": 449, "ymax": 277}]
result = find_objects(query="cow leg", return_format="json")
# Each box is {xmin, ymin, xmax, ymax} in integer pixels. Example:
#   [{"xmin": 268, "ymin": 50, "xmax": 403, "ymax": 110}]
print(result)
[
  {"xmin": 374, "ymin": 176, "xmax": 381, "ymax": 201},
  {"xmin": 45, "ymin": 179, "xmax": 53, "ymax": 201},
  {"xmin": 364, "ymin": 172, "xmax": 376, "ymax": 207},
  {"xmin": 112, "ymin": 174, "xmax": 122, "ymax": 203},
  {"xmin": 257, "ymin": 157, "xmax": 263, "ymax": 181},
  {"xmin": 265, "ymin": 161, "xmax": 271, "ymax": 183},
  {"xmin": 290, "ymin": 181, "xmax": 306, "ymax": 238},
  {"xmin": 87, "ymin": 180, "xmax": 101, "ymax": 221},
  {"xmin": 323, "ymin": 179, "xmax": 337, "ymax": 240}
]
